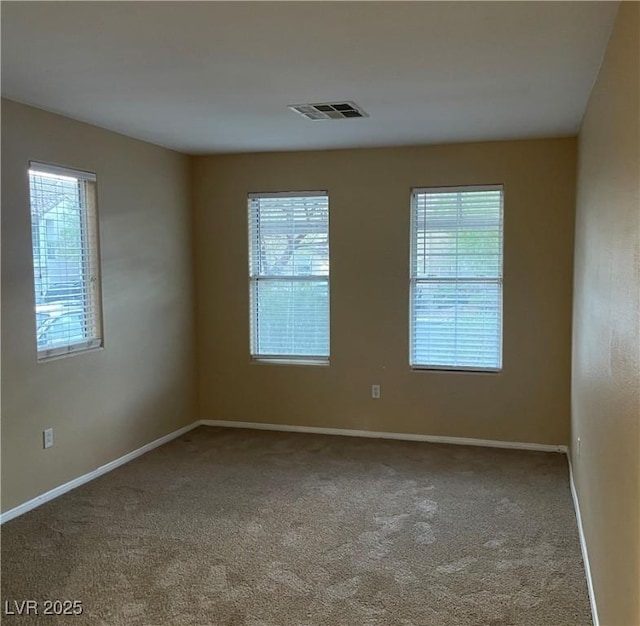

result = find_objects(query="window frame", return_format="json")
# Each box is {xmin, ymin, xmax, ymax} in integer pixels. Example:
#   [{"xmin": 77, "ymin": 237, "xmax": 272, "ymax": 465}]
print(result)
[
  {"xmin": 247, "ymin": 190, "xmax": 330, "ymax": 364},
  {"xmin": 28, "ymin": 161, "xmax": 104, "ymax": 361},
  {"xmin": 409, "ymin": 184, "xmax": 504, "ymax": 373}
]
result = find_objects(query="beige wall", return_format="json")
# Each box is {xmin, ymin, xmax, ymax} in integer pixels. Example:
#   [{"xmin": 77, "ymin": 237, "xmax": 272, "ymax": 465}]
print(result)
[
  {"xmin": 193, "ymin": 138, "xmax": 576, "ymax": 445},
  {"xmin": 572, "ymin": 3, "xmax": 640, "ymax": 625},
  {"xmin": 1, "ymin": 99, "xmax": 196, "ymax": 512}
]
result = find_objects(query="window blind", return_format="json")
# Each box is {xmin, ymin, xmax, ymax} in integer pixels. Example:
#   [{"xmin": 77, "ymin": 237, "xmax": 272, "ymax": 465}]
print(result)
[
  {"xmin": 410, "ymin": 185, "xmax": 503, "ymax": 371},
  {"xmin": 29, "ymin": 162, "xmax": 103, "ymax": 360},
  {"xmin": 248, "ymin": 191, "xmax": 329, "ymax": 360}
]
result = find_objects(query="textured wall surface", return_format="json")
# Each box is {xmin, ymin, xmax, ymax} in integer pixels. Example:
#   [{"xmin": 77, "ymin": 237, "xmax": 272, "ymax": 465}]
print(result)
[
  {"xmin": 572, "ymin": 3, "xmax": 640, "ymax": 625},
  {"xmin": 193, "ymin": 138, "xmax": 577, "ymax": 445},
  {"xmin": 1, "ymin": 100, "xmax": 196, "ymax": 512}
]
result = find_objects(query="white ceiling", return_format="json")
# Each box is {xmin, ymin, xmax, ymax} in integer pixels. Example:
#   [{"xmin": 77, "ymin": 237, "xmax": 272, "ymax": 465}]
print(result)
[{"xmin": 1, "ymin": 1, "xmax": 619, "ymax": 154}]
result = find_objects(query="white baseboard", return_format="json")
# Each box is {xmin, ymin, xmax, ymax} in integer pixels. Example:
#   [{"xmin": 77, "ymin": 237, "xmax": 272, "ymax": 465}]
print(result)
[
  {"xmin": 200, "ymin": 419, "xmax": 568, "ymax": 453},
  {"xmin": 0, "ymin": 421, "xmax": 200, "ymax": 525},
  {"xmin": 0, "ymin": 418, "xmax": 567, "ymax": 526},
  {"xmin": 567, "ymin": 453, "xmax": 599, "ymax": 626}
]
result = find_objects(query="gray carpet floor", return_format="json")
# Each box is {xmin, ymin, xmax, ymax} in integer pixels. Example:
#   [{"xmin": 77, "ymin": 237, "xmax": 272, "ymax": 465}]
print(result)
[{"xmin": 1, "ymin": 426, "xmax": 591, "ymax": 625}]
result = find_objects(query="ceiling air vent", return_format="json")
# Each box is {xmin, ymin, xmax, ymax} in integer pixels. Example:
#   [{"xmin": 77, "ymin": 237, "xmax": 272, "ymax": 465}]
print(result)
[{"xmin": 288, "ymin": 101, "xmax": 368, "ymax": 121}]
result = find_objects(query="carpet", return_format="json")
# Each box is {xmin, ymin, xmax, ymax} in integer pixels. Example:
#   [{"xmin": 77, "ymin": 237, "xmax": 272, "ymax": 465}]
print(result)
[{"xmin": 1, "ymin": 426, "xmax": 591, "ymax": 625}]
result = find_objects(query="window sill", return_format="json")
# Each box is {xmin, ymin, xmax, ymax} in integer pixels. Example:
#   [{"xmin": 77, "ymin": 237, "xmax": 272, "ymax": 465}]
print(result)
[
  {"xmin": 411, "ymin": 365, "xmax": 502, "ymax": 374},
  {"xmin": 38, "ymin": 343, "xmax": 103, "ymax": 363},
  {"xmin": 251, "ymin": 357, "xmax": 329, "ymax": 367}
]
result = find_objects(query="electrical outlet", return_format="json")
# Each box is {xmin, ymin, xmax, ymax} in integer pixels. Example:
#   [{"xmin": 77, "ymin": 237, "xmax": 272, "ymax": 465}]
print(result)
[
  {"xmin": 371, "ymin": 384, "xmax": 381, "ymax": 399},
  {"xmin": 576, "ymin": 437, "xmax": 581, "ymax": 459},
  {"xmin": 43, "ymin": 428, "xmax": 54, "ymax": 449}
]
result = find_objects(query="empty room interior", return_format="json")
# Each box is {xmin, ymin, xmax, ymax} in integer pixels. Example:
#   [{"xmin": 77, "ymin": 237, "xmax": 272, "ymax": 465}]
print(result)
[{"xmin": 1, "ymin": 2, "xmax": 638, "ymax": 625}]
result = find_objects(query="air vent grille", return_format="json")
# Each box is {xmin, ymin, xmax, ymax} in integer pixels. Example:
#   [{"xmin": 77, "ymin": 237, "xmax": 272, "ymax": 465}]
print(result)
[{"xmin": 288, "ymin": 101, "xmax": 368, "ymax": 121}]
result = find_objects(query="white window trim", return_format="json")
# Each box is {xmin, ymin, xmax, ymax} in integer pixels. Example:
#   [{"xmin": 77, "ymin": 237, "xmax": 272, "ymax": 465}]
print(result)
[
  {"xmin": 38, "ymin": 339, "xmax": 103, "ymax": 361},
  {"xmin": 248, "ymin": 190, "xmax": 326, "ymax": 199},
  {"xmin": 409, "ymin": 184, "xmax": 504, "ymax": 373},
  {"xmin": 30, "ymin": 161, "xmax": 96, "ymax": 182},
  {"xmin": 250, "ymin": 356, "xmax": 330, "ymax": 366},
  {"xmin": 29, "ymin": 161, "xmax": 104, "ymax": 362},
  {"xmin": 248, "ymin": 190, "xmax": 330, "ymax": 364}
]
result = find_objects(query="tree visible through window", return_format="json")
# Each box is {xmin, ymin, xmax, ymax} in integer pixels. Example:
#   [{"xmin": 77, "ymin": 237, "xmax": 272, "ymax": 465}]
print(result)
[
  {"xmin": 410, "ymin": 185, "xmax": 503, "ymax": 371},
  {"xmin": 248, "ymin": 192, "xmax": 329, "ymax": 360},
  {"xmin": 29, "ymin": 162, "xmax": 103, "ymax": 360}
]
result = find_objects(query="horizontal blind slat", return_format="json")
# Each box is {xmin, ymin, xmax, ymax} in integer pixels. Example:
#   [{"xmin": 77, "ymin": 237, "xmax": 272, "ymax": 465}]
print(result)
[
  {"xmin": 410, "ymin": 186, "xmax": 503, "ymax": 370},
  {"xmin": 29, "ymin": 165, "xmax": 102, "ymax": 359},
  {"xmin": 248, "ymin": 193, "xmax": 330, "ymax": 358}
]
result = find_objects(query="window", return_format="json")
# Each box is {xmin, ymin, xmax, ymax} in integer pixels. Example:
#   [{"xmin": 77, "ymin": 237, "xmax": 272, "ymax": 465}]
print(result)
[
  {"xmin": 410, "ymin": 185, "xmax": 503, "ymax": 371},
  {"xmin": 248, "ymin": 191, "xmax": 329, "ymax": 362},
  {"xmin": 29, "ymin": 162, "xmax": 103, "ymax": 360}
]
